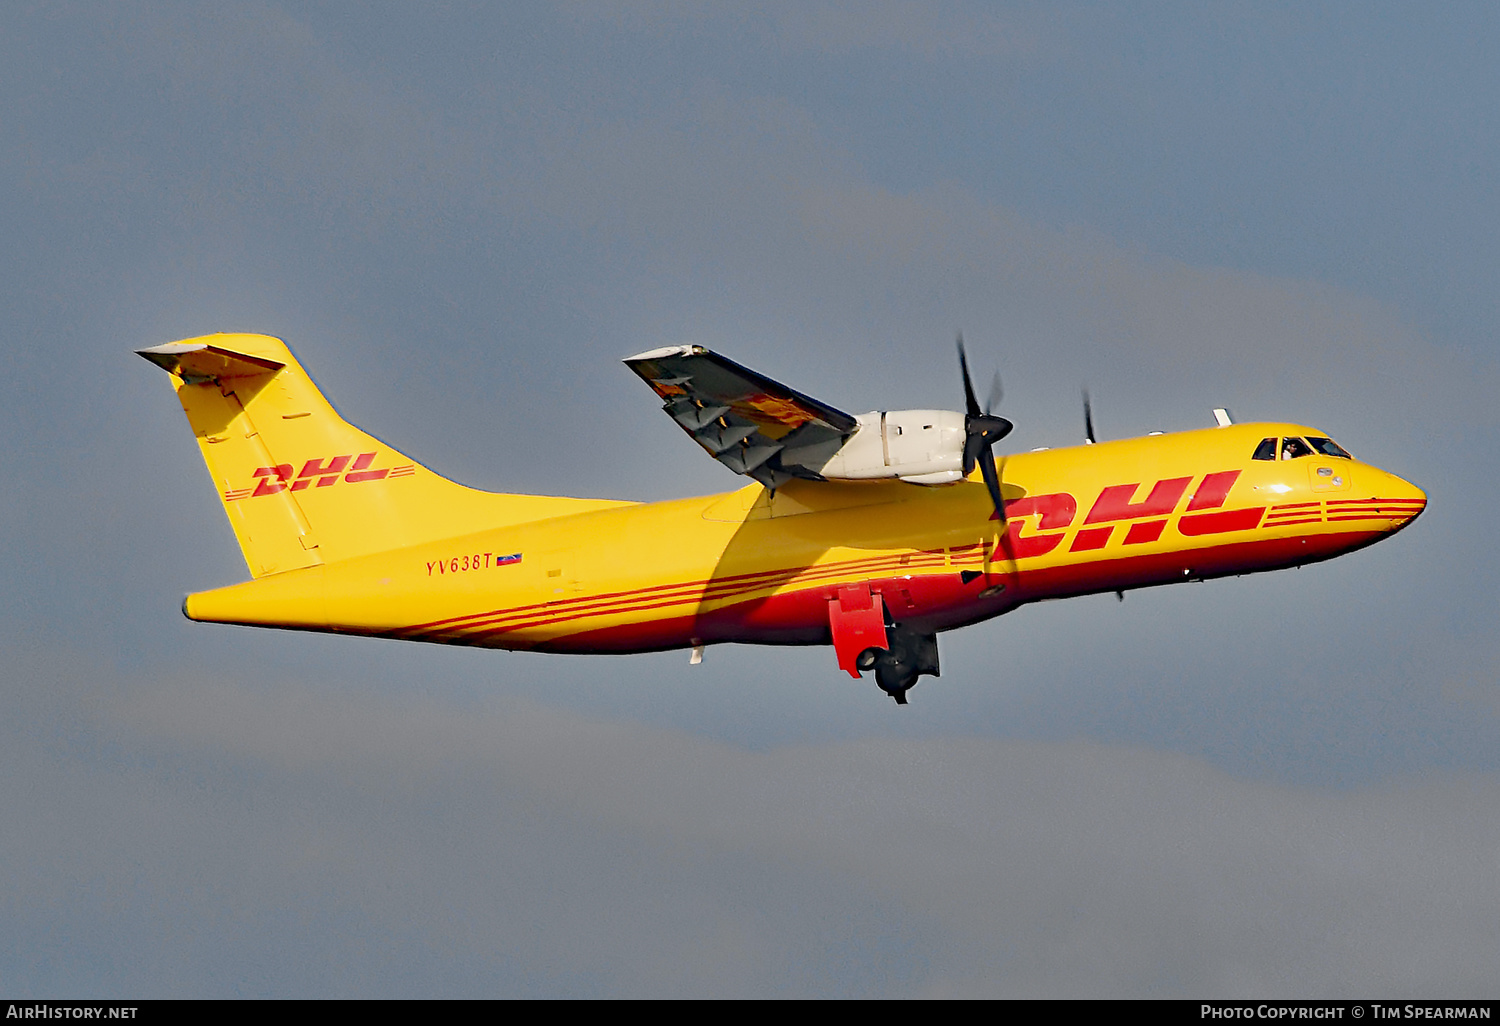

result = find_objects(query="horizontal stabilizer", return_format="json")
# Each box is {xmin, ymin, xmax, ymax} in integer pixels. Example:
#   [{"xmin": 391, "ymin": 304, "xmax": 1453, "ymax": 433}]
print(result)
[{"xmin": 137, "ymin": 342, "xmax": 285, "ymax": 381}]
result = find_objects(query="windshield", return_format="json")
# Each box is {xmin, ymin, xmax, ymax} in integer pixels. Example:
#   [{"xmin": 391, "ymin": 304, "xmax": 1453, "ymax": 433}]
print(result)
[{"xmin": 1305, "ymin": 436, "xmax": 1352, "ymax": 458}]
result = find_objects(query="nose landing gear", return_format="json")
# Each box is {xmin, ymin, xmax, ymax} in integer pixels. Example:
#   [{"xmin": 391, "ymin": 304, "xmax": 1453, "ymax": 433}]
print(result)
[{"xmin": 857, "ymin": 626, "xmax": 940, "ymax": 705}]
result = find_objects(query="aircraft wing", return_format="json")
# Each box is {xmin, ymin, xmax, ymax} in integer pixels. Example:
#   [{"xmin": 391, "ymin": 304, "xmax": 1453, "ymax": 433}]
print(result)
[{"xmin": 624, "ymin": 345, "xmax": 859, "ymax": 488}]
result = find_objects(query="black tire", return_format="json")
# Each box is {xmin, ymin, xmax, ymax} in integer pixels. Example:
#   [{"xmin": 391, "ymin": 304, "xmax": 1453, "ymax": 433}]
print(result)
[{"xmin": 874, "ymin": 659, "xmax": 918, "ymax": 699}]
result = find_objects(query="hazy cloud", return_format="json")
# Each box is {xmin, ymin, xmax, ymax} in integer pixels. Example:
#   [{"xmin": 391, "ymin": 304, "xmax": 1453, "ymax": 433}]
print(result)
[
  {"xmin": 3, "ymin": 662, "xmax": 1494, "ymax": 996},
  {"xmin": 559, "ymin": 1, "xmax": 1049, "ymax": 59}
]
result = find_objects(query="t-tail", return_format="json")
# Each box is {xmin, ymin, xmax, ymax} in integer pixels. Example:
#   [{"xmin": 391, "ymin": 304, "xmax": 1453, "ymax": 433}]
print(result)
[{"xmin": 140, "ymin": 333, "xmax": 628, "ymax": 579}]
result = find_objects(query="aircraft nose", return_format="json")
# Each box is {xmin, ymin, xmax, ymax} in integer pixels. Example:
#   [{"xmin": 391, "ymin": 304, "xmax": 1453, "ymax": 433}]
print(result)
[
  {"xmin": 1324, "ymin": 465, "xmax": 1425, "ymax": 536},
  {"xmin": 1375, "ymin": 468, "xmax": 1427, "ymax": 532}
]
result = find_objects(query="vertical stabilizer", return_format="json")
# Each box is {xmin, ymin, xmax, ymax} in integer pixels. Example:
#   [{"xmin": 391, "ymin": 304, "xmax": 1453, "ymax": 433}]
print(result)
[{"xmin": 141, "ymin": 333, "xmax": 631, "ymax": 578}]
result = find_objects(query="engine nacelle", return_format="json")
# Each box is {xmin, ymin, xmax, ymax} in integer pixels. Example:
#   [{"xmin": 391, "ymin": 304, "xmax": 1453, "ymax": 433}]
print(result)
[{"xmin": 800, "ymin": 410, "xmax": 967, "ymax": 485}]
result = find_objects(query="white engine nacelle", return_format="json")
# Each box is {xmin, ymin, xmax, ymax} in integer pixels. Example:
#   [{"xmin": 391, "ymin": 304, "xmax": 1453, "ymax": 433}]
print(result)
[{"xmin": 804, "ymin": 410, "xmax": 967, "ymax": 485}]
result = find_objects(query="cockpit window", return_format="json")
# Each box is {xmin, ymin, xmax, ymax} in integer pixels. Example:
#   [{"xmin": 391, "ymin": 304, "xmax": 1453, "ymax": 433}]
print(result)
[
  {"xmin": 1305, "ymin": 436, "xmax": 1351, "ymax": 459},
  {"xmin": 1280, "ymin": 437, "xmax": 1314, "ymax": 460},
  {"xmin": 1252, "ymin": 437, "xmax": 1277, "ymax": 461}
]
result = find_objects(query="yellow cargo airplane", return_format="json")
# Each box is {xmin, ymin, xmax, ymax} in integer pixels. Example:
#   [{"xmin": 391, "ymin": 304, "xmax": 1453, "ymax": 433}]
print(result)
[{"xmin": 141, "ymin": 333, "xmax": 1425, "ymax": 703}]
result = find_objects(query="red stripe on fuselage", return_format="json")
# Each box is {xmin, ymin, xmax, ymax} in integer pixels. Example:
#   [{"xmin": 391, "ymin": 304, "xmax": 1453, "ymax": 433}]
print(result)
[
  {"xmin": 396, "ymin": 550, "xmax": 950, "ymax": 638},
  {"xmin": 1178, "ymin": 507, "xmax": 1265, "ymax": 536},
  {"xmin": 521, "ymin": 529, "xmax": 1387, "ymax": 654}
]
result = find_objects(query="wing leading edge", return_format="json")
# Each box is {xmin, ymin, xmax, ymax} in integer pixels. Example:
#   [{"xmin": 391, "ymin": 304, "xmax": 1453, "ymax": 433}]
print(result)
[{"xmin": 625, "ymin": 346, "xmax": 858, "ymax": 488}]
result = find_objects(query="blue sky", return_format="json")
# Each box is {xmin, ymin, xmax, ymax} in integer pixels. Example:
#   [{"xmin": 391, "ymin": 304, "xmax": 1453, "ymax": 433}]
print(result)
[{"xmin": 2, "ymin": 1, "xmax": 1497, "ymax": 996}]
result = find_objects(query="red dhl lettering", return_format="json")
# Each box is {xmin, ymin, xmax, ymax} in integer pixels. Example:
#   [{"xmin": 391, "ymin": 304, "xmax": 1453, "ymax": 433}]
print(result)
[
  {"xmin": 345, "ymin": 452, "xmax": 391, "ymax": 483},
  {"xmin": 1070, "ymin": 525, "xmax": 1112, "ymax": 552},
  {"xmin": 1186, "ymin": 470, "xmax": 1240, "ymax": 511},
  {"xmin": 1179, "ymin": 507, "xmax": 1265, "ymax": 535},
  {"xmin": 290, "ymin": 455, "xmax": 353, "ymax": 490},
  {"xmin": 1123, "ymin": 519, "xmax": 1168, "ymax": 544},
  {"xmin": 1085, "ymin": 477, "xmax": 1191, "ymax": 524},
  {"xmin": 1178, "ymin": 469, "xmax": 1265, "ymax": 534},
  {"xmin": 251, "ymin": 464, "xmax": 293, "ymax": 496},
  {"xmin": 992, "ymin": 469, "xmax": 1267, "ymax": 561},
  {"xmin": 997, "ymin": 493, "xmax": 1076, "ymax": 559},
  {"xmin": 226, "ymin": 453, "xmax": 415, "ymax": 501}
]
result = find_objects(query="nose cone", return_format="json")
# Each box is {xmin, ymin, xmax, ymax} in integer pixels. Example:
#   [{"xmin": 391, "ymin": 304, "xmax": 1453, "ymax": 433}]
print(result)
[{"xmin": 1372, "ymin": 468, "xmax": 1427, "ymax": 532}]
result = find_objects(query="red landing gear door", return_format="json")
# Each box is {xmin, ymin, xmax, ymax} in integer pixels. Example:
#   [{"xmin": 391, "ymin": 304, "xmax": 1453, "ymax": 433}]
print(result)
[{"xmin": 829, "ymin": 584, "xmax": 888, "ymax": 678}]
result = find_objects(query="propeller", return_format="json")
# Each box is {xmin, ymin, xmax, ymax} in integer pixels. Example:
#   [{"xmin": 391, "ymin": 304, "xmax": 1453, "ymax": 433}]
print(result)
[
  {"xmin": 1083, "ymin": 388, "xmax": 1096, "ymax": 444},
  {"xmin": 956, "ymin": 333, "xmax": 1013, "ymax": 520}
]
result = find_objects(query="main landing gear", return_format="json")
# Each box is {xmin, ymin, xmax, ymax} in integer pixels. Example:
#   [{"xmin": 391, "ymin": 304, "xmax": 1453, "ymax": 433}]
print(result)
[{"xmin": 856, "ymin": 625, "xmax": 940, "ymax": 705}]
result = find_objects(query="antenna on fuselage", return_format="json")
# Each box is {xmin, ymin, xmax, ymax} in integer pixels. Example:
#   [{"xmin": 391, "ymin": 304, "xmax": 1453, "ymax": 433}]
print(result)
[{"xmin": 1082, "ymin": 388, "xmax": 1097, "ymax": 444}]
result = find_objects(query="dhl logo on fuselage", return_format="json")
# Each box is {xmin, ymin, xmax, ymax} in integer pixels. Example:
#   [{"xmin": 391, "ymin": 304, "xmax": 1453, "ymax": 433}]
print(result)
[
  {"xmin": 223, "ymin": 453, "xmax": 416, "ymax": 501},
  {"xmin": 995, "ymin": 469, "xmax": 1268, "ymax": 560}
]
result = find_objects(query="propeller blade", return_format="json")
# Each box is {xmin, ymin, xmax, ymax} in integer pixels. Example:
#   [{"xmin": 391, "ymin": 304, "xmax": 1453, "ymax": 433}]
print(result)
[
  {"xmin": 1083, "ymin": 388, "xmax": 1096, "ymax": 445},
  {"xmin": 956, "ymin": 336, "xmax": 1013, "ymax": 480},
  {"xmin": 957, "ymin": 334, "xmax": 981, "ymax": 419},
  {"xmin": 978, "ymin": 444, "xmax": 1005, "ymax": 521},
  {"xmin": 963, "ymin": 431, "xmax": 984, "ymax": 477},
  {"xmin": 991, "ymin": 454, "xmax": 1017, "ymax": 566}
]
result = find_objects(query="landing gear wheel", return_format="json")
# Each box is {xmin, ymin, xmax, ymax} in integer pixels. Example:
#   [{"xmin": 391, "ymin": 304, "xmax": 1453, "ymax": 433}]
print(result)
[
  {"xmin": 874, "ymin": 660, "xmax": 919, "ymax": 704},
  {"xmin": 868, "ymin": 626, "xmax": 939, "ymax": 705}
]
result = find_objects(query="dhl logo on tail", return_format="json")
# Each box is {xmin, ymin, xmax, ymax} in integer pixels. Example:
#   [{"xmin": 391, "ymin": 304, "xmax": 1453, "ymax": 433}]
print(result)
[{"xmin": 225, "ymin": 453, "xmax": 416, "ymax": 501}]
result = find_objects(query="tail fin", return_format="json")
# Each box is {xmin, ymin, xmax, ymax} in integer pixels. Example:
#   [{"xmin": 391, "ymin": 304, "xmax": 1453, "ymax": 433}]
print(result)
[{"xmin": 140, "ymin": 333, "xmax": 629, "ymax": 578}]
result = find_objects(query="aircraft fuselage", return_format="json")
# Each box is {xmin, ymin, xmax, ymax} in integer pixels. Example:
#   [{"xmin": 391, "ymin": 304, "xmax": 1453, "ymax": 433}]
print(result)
[{"xmin": 185, "ymin": 421, "xmax": 1424, "ymax": 659}]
